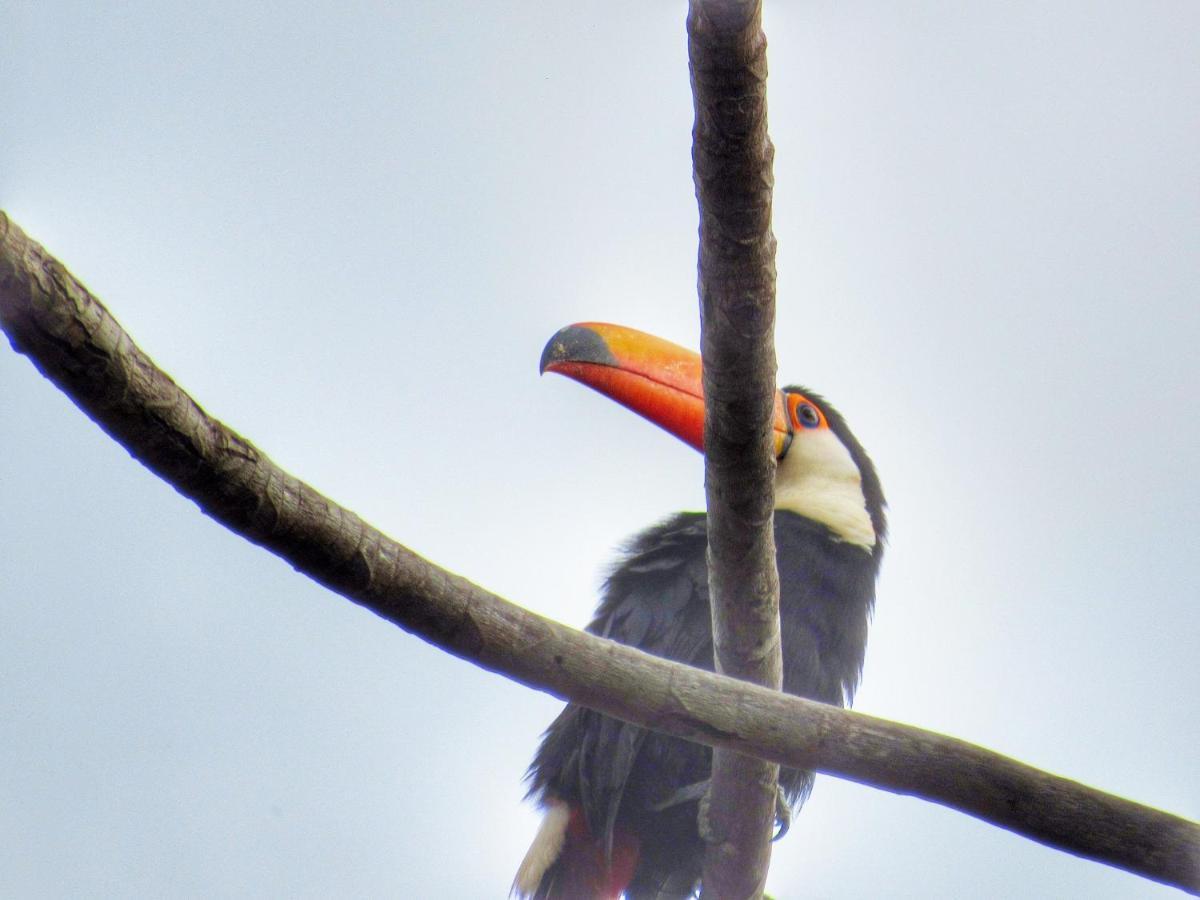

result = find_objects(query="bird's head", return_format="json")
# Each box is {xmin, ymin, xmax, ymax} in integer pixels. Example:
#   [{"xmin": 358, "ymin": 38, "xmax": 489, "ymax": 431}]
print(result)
[{"xmin": 540, "ymin": 322, "xmax": 886, "ymax": 553}]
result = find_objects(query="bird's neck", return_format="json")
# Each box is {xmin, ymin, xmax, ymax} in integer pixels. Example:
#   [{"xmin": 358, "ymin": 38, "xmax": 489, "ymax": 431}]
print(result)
[{"xmin": 774, "ymin": 431, "xmax": 876, "ymax": 550}]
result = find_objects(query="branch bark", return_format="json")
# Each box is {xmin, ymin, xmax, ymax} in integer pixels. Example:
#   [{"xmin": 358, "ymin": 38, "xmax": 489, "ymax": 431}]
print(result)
[
  {"xmin": 1, "ymin": 212, "xmax": 1197, "ymax": 896},
  {"xmin": 688, "ymin": 1, "xmax": 781, "ymax": 896}
]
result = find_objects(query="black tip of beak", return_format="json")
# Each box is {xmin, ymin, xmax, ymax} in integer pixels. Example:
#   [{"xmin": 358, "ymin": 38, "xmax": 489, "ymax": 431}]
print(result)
[{"xmin": 539, "ymin": 324, "xmax": 618, "ymax": 374}]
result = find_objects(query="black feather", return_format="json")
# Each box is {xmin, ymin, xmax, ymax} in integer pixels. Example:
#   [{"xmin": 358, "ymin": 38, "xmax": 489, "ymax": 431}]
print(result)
[{"xmin": 524, "ymin": 390, "xmax": 886, "ymax": 897}]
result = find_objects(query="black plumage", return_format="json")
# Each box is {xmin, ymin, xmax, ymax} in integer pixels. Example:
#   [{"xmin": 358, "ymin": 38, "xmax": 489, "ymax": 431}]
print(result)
[{"xmin": 523, "ymin": 385, "xmax": 886, "ymax": 899}]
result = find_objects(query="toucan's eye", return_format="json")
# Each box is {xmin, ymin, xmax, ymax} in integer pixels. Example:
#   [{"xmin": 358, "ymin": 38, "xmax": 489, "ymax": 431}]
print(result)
[{"xmin": 797, "ymin": 402, "xmax": 820, "ymax": 429}]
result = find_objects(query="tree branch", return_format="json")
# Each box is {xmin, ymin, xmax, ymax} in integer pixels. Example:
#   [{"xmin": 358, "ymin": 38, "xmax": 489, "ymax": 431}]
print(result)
[
  {"xmin": 688, "ymin": 1, "xmax": 781, "ymax": 896},
  {"xmin": 1, "ymin": 212, "xmax": 1197, "ymax": 895}
]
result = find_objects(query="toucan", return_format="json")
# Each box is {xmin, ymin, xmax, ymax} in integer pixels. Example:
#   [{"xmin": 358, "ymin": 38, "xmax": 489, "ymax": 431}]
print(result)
[{"xmin": 513, "ymin": 323, "xmax": 886, "ymax": 899}]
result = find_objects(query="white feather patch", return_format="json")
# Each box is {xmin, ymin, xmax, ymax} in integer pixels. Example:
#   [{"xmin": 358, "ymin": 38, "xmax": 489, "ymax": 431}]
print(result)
[
  {"xmin": 775, "ymin": 428, "xmax": 876, "ymax": 550},
  {"xmin": 511, "ymin": 800, "xmax": 571, "ymax": 898}
]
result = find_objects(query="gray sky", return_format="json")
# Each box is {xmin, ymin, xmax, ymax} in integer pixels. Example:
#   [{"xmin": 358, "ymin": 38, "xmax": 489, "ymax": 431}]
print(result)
[{"xmin": 2, "ymin": 2, "xmax": 1197, "ymax": 897}]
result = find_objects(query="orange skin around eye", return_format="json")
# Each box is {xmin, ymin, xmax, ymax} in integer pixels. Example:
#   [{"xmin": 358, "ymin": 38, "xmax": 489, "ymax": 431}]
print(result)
[{"xmin": 785, "ymin": 391, "xmax": 830, "ymax": 431}]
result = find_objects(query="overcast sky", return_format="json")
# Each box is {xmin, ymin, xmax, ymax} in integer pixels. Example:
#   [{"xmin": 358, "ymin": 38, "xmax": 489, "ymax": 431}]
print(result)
[{"xmin": 2, "ymin": 3, "xmax": 1197, "ymax": 898}]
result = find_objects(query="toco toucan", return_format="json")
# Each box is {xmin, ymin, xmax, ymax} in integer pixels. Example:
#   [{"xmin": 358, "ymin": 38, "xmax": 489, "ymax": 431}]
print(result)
[{"xmin": 513, "ymin": 323, "xmax": 886, "ymax": 899}]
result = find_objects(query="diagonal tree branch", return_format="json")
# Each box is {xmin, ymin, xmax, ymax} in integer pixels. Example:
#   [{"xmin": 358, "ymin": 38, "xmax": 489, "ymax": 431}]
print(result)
[
  {"xmin": 688, "ymin": 1, "xmax": 782, "ymax": 896},
  {"xmin": 1, "ymin": 212, "xmax": 1197, "ymax": 896}
]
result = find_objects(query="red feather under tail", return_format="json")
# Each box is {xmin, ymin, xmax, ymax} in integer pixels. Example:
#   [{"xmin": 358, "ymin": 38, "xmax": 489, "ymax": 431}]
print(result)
[{"xmin": 513, "ymin": 800, "xmax": 639, "ymax": 899}]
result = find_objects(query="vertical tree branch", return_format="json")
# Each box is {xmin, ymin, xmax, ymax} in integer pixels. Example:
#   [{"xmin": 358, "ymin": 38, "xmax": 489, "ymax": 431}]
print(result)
[{"xmin": 689, "ymin": 1, "xmax": 781, "ymax": 896}]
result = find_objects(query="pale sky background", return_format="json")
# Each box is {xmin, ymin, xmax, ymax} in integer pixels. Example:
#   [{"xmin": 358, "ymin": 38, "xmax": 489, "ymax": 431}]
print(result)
[{"xmin": 2, "ymin": 3, "xmax": 1197, "ymax": 898}]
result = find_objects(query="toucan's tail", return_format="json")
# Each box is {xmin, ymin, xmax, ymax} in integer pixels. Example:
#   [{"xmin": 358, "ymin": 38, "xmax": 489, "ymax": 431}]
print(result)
[{"xmin": 512, "ymin": 799, "xmax": 639, "ymax": 899}]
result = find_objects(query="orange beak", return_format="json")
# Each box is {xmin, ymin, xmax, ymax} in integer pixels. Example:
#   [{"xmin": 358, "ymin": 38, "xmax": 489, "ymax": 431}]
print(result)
[{"xmin": 540, "ymin": 322, "xmax": 793, "ymax": 458}]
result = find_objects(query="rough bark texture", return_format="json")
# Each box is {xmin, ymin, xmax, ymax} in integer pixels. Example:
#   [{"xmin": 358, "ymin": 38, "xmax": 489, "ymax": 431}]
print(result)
[
  {"xmin": 689, "ymin": 1, "xmax": 781, "ymax": 895},
  {"xmin": 1, "ymin": 212, "xmax": 1198, "ymax": 895}
]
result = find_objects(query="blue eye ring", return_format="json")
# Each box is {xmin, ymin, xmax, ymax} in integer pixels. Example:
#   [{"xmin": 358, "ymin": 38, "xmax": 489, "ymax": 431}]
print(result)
[{"xmin": 797, "ymin": 402, "xmax": 820, "ymax": 429}]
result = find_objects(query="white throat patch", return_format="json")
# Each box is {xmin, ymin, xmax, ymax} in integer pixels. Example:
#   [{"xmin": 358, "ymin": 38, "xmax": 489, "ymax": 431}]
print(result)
[{"xmin": 774, "ymin": 428, "xmax": 876, "ymax": 550}]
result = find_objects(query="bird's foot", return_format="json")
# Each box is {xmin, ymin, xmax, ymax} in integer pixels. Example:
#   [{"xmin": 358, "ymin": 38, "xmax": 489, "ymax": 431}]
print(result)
[
  {"xmin": 648, "ymin": 779, "xmax": 710, "ymax": 812},
  {"xmin": 648, "ymin": 779, "xmax": 721, "ymax": 844},
  {"xmin": 652, "ymin": 780, "xmax": 790, "ymax": 843},
  {"xmin": 773, "ymin": 785, "xmax": 792, "ymax": 841},
  {"xmin": 698, "ymin": 789, "xmax": 715, "ymax": 845}
]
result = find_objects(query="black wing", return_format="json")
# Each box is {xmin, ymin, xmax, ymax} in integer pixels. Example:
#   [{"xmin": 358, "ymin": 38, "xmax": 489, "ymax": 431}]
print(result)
[
  {"xmin": 528, "ymin": 513, "xmax": 714, "ymax": 849},
  {"xmin": 526, "ymin": 509, "xmax": 880, "ymax": 896}
]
